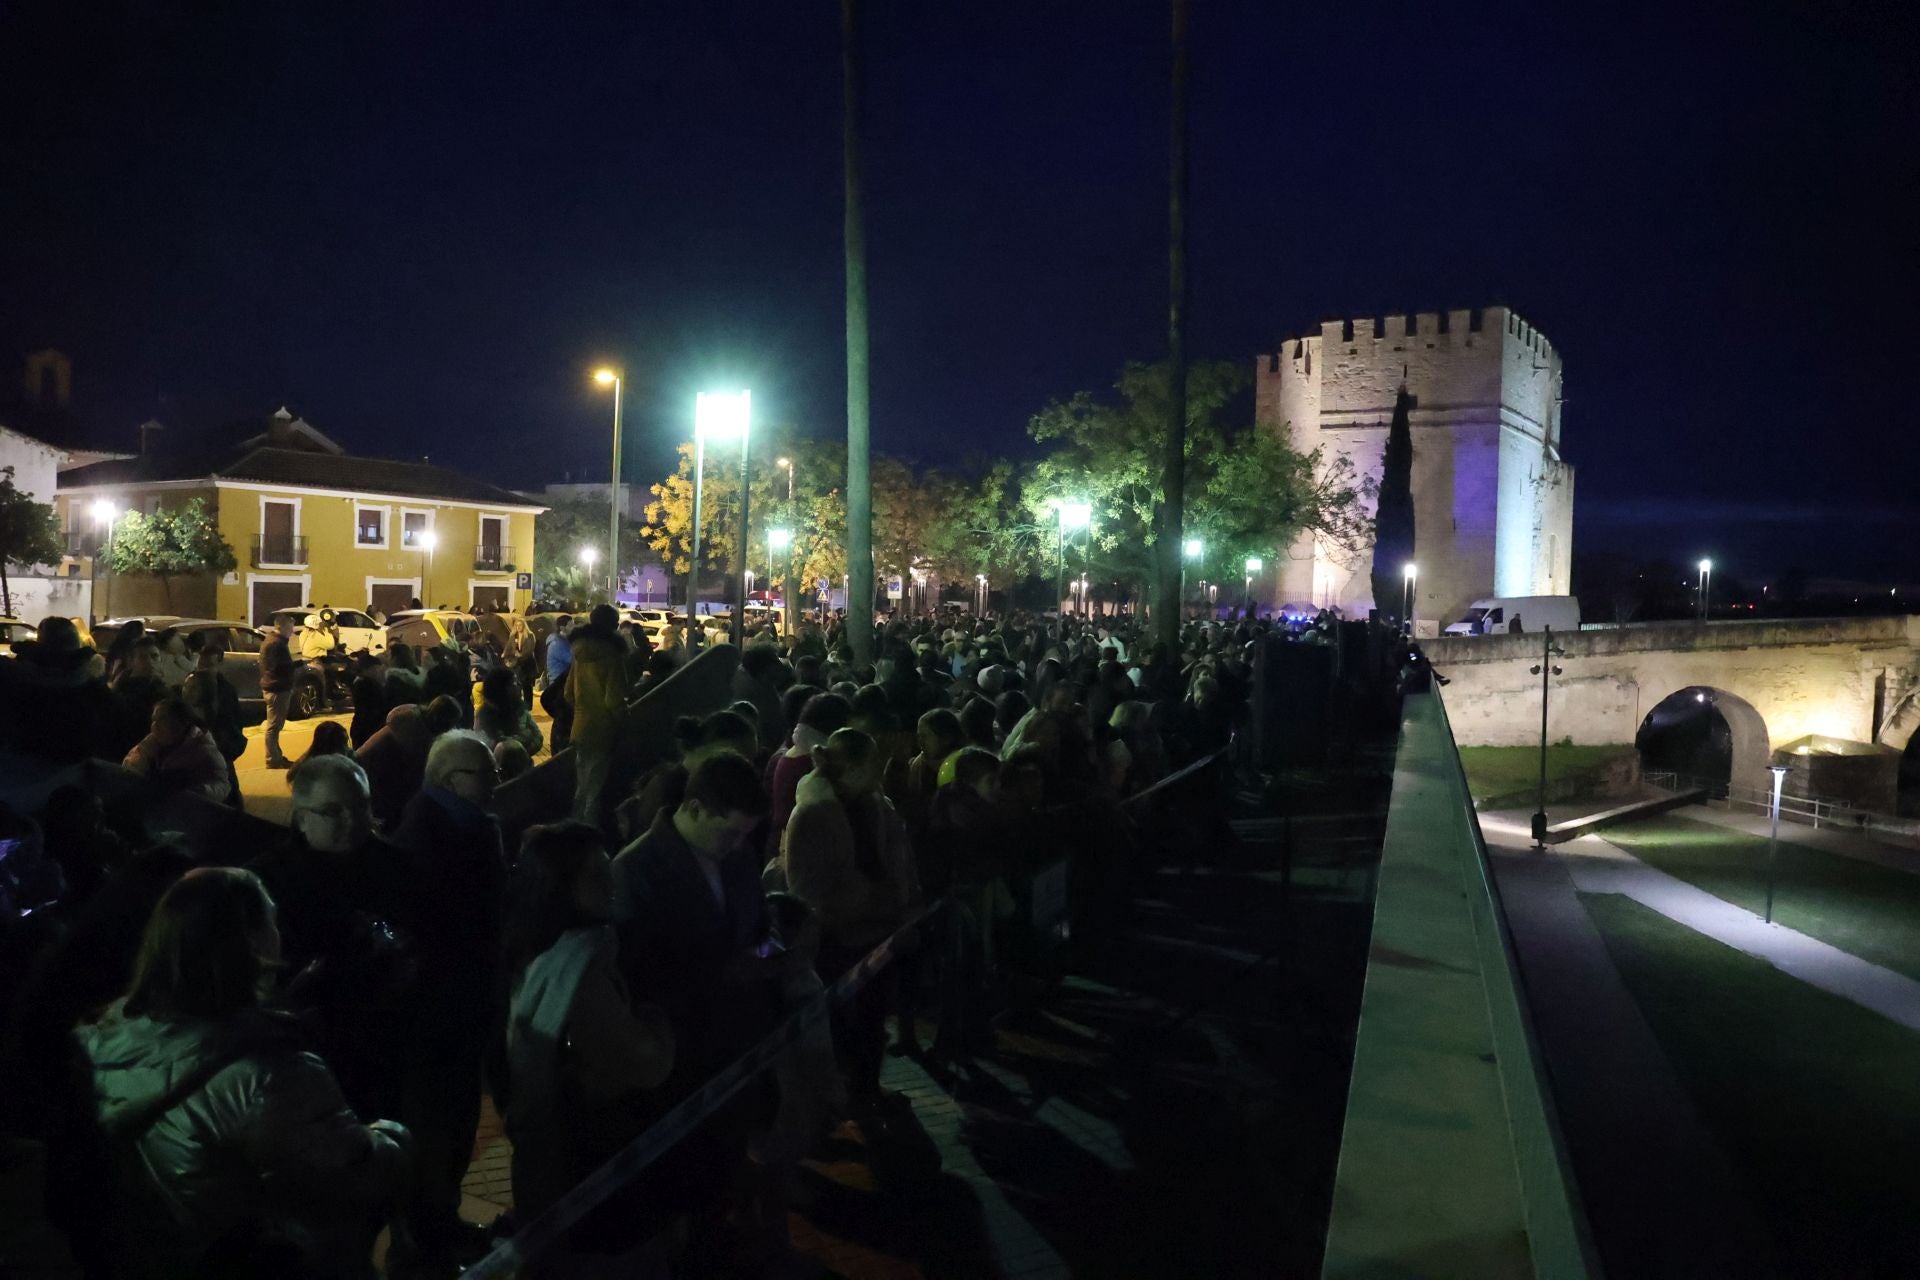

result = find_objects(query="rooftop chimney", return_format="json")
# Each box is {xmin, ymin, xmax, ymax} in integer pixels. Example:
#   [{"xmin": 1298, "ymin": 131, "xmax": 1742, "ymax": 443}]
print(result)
[{"xmin": 267, "ymin": 406, "xmax": 295, "ymax": 448}]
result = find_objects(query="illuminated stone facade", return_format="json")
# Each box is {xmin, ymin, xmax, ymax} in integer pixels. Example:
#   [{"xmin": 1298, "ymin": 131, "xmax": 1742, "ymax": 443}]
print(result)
[{"xmin": 1254, "ymin": 305, "xmax": 1573, "ymax": 623}]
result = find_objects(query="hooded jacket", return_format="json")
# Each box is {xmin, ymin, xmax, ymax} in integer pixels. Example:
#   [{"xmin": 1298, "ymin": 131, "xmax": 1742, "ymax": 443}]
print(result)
[
  {"xmin": 781, "ymin": 771, "xmax": 919, "ymax": 952},
  {"xmin": 78, "ymin": 1001, "xmax": 406, "ymax": 1278}
]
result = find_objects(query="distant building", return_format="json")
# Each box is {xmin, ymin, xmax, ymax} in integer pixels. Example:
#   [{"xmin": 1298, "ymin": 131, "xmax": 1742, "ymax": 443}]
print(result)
[
  {"xmin": 57, "ymin": 408, "xmax": 544, "ymax": 623},
  {"xmin": 0, "ymin": 423, "xmax": 90, "ymax": 622},
  {"xmin": 1256, "ymin": 305, "xmax": 1574, "ymax": 624},
  {"xmin": 0, "ymin": 349, "xmax": 133, "ymax": 470},
  {"xmin": 539, "ymin": 480, "xmax": 650, "ymax": 523}
]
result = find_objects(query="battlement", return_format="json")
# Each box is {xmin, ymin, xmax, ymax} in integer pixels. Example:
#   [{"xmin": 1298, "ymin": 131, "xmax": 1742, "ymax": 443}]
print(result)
[{"xmin": 1263, "ymin": 304, "xmax": 1557, "ymax": 375}]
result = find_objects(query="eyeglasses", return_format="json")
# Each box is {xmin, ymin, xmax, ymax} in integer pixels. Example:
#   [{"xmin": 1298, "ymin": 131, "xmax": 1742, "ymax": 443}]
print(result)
[{"xmin": 448, "ymin": 764, "xmax": 500, "ymax": 784}]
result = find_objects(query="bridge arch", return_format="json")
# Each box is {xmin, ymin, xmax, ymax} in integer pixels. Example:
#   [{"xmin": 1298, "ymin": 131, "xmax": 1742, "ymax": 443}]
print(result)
[{"xmin": 1635, "ymin": 685, "xmax": 1772, "ymax": 791}]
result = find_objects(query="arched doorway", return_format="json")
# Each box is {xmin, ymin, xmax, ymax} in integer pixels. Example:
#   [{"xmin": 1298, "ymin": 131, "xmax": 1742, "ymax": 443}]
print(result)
[{"xmin": 1636, "ymin": 686, "xmax": 1771, "ymax": 795}]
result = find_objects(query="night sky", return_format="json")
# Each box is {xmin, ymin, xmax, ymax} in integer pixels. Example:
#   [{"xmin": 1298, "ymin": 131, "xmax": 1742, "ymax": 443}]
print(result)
[{"xmin": 3, "ymin": 1, "xmax": 1913, "ymax": 585}]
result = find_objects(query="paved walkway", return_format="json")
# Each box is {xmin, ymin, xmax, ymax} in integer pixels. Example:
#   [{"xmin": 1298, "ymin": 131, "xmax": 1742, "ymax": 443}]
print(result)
[{"xmin": 1482, "ymin": 812, "xmax": 1920, "ymax": 1032}]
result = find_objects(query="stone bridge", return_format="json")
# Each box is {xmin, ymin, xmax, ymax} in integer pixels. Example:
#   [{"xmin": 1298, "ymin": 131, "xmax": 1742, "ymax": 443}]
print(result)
[{"xmin": 1424, "ymin": 615, "xmax": 1920, "ymax": 787}]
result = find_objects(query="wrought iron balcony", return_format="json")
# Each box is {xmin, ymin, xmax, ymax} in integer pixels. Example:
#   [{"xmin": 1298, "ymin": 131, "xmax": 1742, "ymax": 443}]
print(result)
[
  {"xmin": 473, "ymin": 544, "xmax": 515, "ymax": 572},
  {"xmin": 251, "ymin": 535, "xmax": 309, "ymax": 567}
]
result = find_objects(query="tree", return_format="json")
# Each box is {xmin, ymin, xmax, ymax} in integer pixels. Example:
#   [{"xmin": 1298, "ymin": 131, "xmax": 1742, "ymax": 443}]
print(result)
[
  {"xmin": 534, "ymin": 496, "xmax": 646, "ymax": 607},
  {"xmin": 0, "ymin": 466, "xmax": 63, "ymax": 617},
  {"xmin": 1369, "ymin": 384, "xmax": 1416, "ymax": 622},
  {"xmin": 100, "ymin": 498, "xmax": 237, "ymax": 609},
  {"xmin": 1023, "ymin": 360, "xmax": 1372, "ymax": 611}
]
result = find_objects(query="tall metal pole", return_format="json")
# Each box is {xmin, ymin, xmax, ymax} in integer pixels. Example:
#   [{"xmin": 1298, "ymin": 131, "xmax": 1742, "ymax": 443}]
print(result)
[
  {"xmin": 606, "ymin": 375, "xmax": 623, "ymax": 601},
  {"xmin": 1153, "ymin": 0, "xmax": 1191, "ymax": 651},
  {"xmin": 1532, "ymin": 626, "xmax": 1553, "ymax": 846},
  {"xmin": 732, "ymin": 429, "xmax": 751, "ymax": 647},
  {"xmin": 1056, "ymin": 517, "xmax": 1067, "ymax": 630},
  {"xmin": 1765, "ymin": 765, "xmax": 1787, "ymax": 923},
  {"xmin": 783, "ymin": 463, "xmax": 795, "ymax": 642},
  {"xmin": 842, "ymin": 0, "xmax": 874, "ymax": 666},
  {"xmin": 689, "ymin": 434, "xmax": 706, "ymax": 639}
]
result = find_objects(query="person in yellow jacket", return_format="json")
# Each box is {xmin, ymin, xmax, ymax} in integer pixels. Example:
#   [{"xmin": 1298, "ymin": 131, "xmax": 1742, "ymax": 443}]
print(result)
[{"xmin": 566, "ymin": 605, "xmax": 632, "ymax": 833}]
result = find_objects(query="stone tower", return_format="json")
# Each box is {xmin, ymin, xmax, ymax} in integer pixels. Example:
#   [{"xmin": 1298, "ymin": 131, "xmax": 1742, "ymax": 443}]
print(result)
[{"xmin": 1254, "ymin": 305, "xmax": 1573, "ymax": 625}]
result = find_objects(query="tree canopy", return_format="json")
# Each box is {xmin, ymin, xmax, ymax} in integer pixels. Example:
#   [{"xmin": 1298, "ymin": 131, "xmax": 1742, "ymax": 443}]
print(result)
[
  {"xmin": 100, "ymin": 498, "xmax": 237, "ymax": 608},
  {"xmin": 630, "ymin": 358, "xmax": 1370, "ymax": 611},
  {"xmin": 0, "ymin": 465, "xmax": 64, "ymax": 617}
]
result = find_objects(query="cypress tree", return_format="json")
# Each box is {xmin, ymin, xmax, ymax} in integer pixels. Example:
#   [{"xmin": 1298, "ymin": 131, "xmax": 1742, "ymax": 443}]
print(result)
[{"xmin": 1369, "ymin": 384, "xmax": 1416, "ymax": 622}]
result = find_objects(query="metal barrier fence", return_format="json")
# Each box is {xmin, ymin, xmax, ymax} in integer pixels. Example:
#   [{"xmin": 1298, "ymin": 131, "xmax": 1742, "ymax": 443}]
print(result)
[
  {"xmin": 465, "ymin": 900, "xmax": 944, "ymax": 1279},
  {"xmin": 1644, "ymin": 769, "xmax": 1920, "ymax": 845}
]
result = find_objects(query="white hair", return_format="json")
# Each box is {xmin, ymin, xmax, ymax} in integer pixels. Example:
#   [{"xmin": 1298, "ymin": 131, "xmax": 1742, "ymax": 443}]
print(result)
[
  {"xmin": 424, "ymin": 729, "xmax": 493, "ymax": 788},
  {"xmin": 289, "ymin": 752, "xmax": 370, "ymax": 800}
]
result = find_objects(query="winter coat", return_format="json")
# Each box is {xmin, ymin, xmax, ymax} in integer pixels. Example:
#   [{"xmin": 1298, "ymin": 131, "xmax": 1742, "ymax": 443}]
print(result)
[
  {"xmin": 564, "ymin": 629, "xmax": 630, "ymax": 752},
  {"xmin": 182, "ymin": 669, "xmax": 246, "ymax": 762},
  {"xmin": 781, "ymin": 772, "xmax": 919, "ymax": 952},
  {"xmin": 354, "ymin": 705, "xmax": 434, "ymax": 829},
  {"xmin": 504, "ymin": 925, "xmax": 673, "ymax": 1222},
  {"xmin": 0, "ymin": 647, "xmax": 116, "ymax": 764},
  {"xmin": 77, "ymin": 1001, "xmax": 407, "ymax": 1279},
  {"xmin": 123, "ymin": 726, "xmax": 232, "ymax": 802}
]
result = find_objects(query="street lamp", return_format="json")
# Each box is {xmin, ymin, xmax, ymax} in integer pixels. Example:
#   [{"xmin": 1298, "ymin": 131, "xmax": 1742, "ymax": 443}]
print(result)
[
  {"xmin": 1182, "ymin": 538, "xmax": 1203, "ymax": 618},
  {"xmin": 1244, "ymin": 556, "xmax": 1263, "ymax": 617},
  {"xmin": 1051, "ymin": 498, "xmax": 1091, "ymax": 625},
  {"xmin": 768, "ymin": 527, "xmax": 793, "ymax": 641},
  {"xmin": 1765, "ymin": 763, "xmax": 1790, "ymax": 923},
  {"xmin": 1529, "ymin": 628, "xmax": 1569, "ymax": 847},
  {"xmin": 695, "ymin": 389, "xmax": 751, "ymax": 645},
  {"xmin": 419, "ymin": 531, "xmax": 438, "ymax": 606},
  {"xmin": 976, "ymin": 572, "xmax": 988, "ymax": 615},
  {"xmin": 90, "ymin": 499, "xmax": 117, "ymax": 625},
  {"xmin": 1698, "ymin": 558, "xmax": 1713, "ymax": 623},
  {"xmin": 578, "ymin": 546, "xmax": 598, "ymax": 575},
  {"xmin": 1403, "ymin": 562, "xmax": 1419, "ymax": 636},
  {"xmin": 592, "ymin": 368, "xmax": 623, "ymax": 600}
]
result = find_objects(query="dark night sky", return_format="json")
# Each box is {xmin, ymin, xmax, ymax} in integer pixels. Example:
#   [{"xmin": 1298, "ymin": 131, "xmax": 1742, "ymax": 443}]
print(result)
[{"xmin": 3, "ymin": 1, "xmax": 1914, "ymax": 585}]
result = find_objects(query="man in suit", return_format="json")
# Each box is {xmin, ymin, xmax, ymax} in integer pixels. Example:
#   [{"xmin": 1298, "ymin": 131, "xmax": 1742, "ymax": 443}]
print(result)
[{"xmin": 611, "ymin": 751, "xmax": 773, "ymax": 1086}]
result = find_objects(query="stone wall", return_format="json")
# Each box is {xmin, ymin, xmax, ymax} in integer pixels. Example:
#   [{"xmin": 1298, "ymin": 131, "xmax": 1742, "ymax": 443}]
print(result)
[{"xmin": 1425, "ymin": 616, "xmax": 1920, "ymax": 788}]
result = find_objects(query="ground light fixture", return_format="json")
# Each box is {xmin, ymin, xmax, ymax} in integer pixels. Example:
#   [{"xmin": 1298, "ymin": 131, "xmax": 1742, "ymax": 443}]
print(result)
[
  {"xmin": 1403, "ymin": 562, "xmax": 1418, "ymax": 635},
  {"xmin": 1766, "ymin": 763, "xmax": 1790, "ymax": 923}
]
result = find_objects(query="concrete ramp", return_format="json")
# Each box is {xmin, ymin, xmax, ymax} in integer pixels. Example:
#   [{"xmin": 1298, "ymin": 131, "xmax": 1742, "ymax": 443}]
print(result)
[{"xmin": 493, "ymin": 643, "xmax": 741, "ymax": 836}]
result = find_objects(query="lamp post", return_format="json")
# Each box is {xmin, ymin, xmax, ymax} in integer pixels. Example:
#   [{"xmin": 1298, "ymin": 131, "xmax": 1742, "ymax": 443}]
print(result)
[
  {"xmin": 1403, "ymin": 562, "xmax": 1418, "ymax": 636},
  {"xmin": 1529, "ymin": 627, "xmax": 1568, "ymax": 848},
  {"xmin": 419, "ymin": 531, "xmax": 438, "ymax": 607},
  {"xmin": 1050, "ymin": 499, "xmax": 1091, "ymax": 627},
  {"xmin": 1698, "ymin": 557, "xmax": 1713, "ymax": 623},
  {"xmin": 1244, "ymin": 556, "xmax": 1263, "ymax": 617},
  {"xmin": 592, "ymin": 369, "xmax": 623, "ymax": 600},
  {"xmin": 693, "ymin": 390, "xmax": 751, "ymax": 643},
  {"xmin": 768, "ymin": 527, "xmax": 793, "ymax": 641},
  {"xmin": 90, "ymin": 495, "xmax": 117, "ymax": 625},
  {"xmin": 1766, "ymin": 763, "xmax": 1789, "ymax": 924},
  {"xmin": 578, "ymin": 545, "xmax": 598, "ymax": 594},
  {"xmin": 976, "ymin": 572, "xmax": 987, "ymax": 616}
]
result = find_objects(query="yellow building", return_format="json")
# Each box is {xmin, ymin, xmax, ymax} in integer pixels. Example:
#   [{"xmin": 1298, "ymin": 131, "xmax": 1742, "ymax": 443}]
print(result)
[{"xmin": 55, "ymin": 410, "xmax": 543, "ymax": 624}]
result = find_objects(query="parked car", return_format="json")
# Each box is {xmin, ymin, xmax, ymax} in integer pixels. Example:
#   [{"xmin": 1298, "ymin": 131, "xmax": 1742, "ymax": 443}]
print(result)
[
  {"xmin": 1442, "ymin": 595, "xmax": 1581, "ymax": 636},
  {"xmin": 385, "ymin": 608, "xmax": 483, "ymax": 652},
  {"xmin": 150, "ymin": 620, "xmax": 269, "ymax": 725},
  {"xmin": 260, "ymin": 605, "xmax": 388, "ymax": 656},
  {"xmin": 0, "ymin": 617, "xmax": 38, "ymax": 647},
  {"xmin": 90, "ymin": 615, "xmax": 186, "ymax": 654}
]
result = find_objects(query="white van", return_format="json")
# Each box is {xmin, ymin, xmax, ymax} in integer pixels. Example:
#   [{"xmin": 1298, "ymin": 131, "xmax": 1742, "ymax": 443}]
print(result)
[{"xmin": 1444, "ymin": 595, "xmax": 1580, "ymax": 636}]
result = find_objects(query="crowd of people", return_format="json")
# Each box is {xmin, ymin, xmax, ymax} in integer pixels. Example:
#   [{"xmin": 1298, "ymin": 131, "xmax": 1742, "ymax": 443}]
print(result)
[{"xmin": 0, "ymin": 598, "xmax": 1290, "ymax": 1278}]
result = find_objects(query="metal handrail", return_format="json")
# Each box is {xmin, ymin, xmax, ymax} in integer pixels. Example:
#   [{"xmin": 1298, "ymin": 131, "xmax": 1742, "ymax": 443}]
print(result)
[{"xmin": 1644, "ymin": 769, "xmax": 1857, "ymax": 830}]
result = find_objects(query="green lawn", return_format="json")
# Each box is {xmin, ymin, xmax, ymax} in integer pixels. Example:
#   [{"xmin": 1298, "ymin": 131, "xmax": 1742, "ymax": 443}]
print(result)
[
  {"xmin": 1456, "ymin": 743, "xmax": 1635, "ymax": 804},
  {"xmin": 1599, "ymin": 813, "xmax": 1920, "ymax": 982},
  {"xmin": 1581, "ymin": 891, "xmax": 1920, "ymax": 1275}
]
